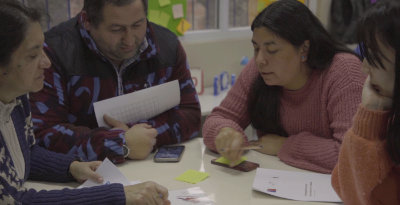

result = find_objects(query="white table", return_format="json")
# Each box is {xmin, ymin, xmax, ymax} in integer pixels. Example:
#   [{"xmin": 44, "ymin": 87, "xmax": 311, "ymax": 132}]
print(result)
[{"xmin": 24, "ymin": 138, "xmax": 342, "ymax": 205}]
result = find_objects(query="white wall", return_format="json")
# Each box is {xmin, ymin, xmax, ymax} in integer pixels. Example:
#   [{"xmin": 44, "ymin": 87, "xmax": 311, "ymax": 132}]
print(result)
[
  {"xmin": 182, "ymin": 37, "xmax": 254, "ymax": 88},
  {"xmin": 315, "ymin": 0, "xmax": 332, "ymax": 29}
]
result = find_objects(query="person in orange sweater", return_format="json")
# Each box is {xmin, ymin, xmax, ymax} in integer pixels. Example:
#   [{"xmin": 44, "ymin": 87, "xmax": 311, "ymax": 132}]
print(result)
[{"xmin": 331, "ymin": 0, "xmax": 400, "ymax": 204}]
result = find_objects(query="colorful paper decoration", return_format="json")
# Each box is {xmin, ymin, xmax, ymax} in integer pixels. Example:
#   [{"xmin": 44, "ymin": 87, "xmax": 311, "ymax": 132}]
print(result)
[
  {"xmin": 158, "ymin": 0, "xmax": 171, "ymax": 7},
  {"xmin": 158, "ymin": 12, "xmax": 171, "ymax": 27},
  {"xmin": 172, "ymin": 4, "xmax": 184, "ymax": 19},
  {"xmin": 176, "ymin": 18, "xmax": 191, "ymax": 35},
  {"xmin": 148, "ymin": 0, "xmax": 187, "ymax": 36},
  {"xmin": 148, "ymin": 10, "xmax": 161, "ymax": 25}
]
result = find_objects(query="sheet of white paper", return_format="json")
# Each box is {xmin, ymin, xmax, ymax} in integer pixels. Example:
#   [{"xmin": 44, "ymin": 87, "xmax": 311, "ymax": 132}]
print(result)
[
  {"xmin": 130, "ymin": 180, "xmax": 141, "ymax": 185},
  {"xmin": 78, "ymin": 158, "xmax": 131, "ymax": 188},
  {"xmin": 252, "ymin": 168, "xmax": 342, "ymax": 202},
  {"xmin": 172, "ymin": 4, "xmax": 184, "ymax": 19},
  {"xmin": 169, "ymin": 187, "xmax": 215, "ymax": 205},
  {"xmin": 94, "ymin": 80, "xmax": 180, "ymax": 127}
]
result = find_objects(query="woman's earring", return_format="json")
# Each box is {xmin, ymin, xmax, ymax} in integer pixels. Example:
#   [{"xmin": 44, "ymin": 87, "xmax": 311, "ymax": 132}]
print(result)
[{"xmin": 301, "ymin": 56, "xmax": 305, "ymax": 59}]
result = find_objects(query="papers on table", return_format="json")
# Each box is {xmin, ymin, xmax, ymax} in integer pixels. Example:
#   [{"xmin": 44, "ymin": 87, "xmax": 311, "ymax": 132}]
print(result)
[
  {"xmin": 252, "ymin": 168, "xmax": 342, "ymax": 202},
  {"xmin": 175, "ymin": 170, "xmax": 210, "ymax": 184},
  {"xmin": 169, "ymin": 187, "xmax": 215, "ymax": 205},
  {"xmin": 78, "ymin": 158, "xmax": 131, "ymax": 188},
  {"xmin": 94, "ymin": 80, "xmax": 180, "ymax": 128},
  {"xmin": 76, "ymin": 160, "xmax": 215, "ymax": 204}
]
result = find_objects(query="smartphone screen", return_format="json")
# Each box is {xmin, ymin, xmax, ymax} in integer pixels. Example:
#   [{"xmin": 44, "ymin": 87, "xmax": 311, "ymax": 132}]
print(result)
[{"xmin": 154, "ymin": 145, "xmax": 185, "ymax": 162}]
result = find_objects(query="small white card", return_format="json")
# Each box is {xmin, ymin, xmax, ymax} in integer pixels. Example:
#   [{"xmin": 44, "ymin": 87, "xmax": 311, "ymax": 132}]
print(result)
[
  {"xmin": 78, "ymin": 158, "xmax": 131, "ymax": 188},
  {"xmin": 169, "ymin": 187, "xmax": 215, "ymax": 205},
  {"xmin": 172, "ymin": 4, "xmax": 184, "ymax": 19}
]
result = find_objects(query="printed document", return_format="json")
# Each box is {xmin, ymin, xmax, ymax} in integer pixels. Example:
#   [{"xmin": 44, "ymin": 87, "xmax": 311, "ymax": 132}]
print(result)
[{"xmin": 252, "ymin": 168, "xmax": 342, "ymax": 202}]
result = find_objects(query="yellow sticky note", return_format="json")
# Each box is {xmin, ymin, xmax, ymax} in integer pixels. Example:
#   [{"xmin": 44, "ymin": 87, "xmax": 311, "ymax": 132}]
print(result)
[
  {"xmin": 158, "ymin": 0, "xmax": 171, "ymax": 7},
  {"xmin": 215, "ymin": 156, "xmax": 248, "ymax": 166},
  {"xmin": 257, "ymin": 1, "xmax": 266, "ymax": 13},
  {"xmin": 158, "ymin": 12, "xmax": 170, "ymax": 28},
  {"xmin": 176, "ymin": 19, "xmax": 191, "ymax": 35},
  {"xmin": 148, "ymin": 10, "xmax": 160, "ymax": 24},
  {"xmin": 175, "ymin": 170, "xmax": 210, "ymax": 184}
]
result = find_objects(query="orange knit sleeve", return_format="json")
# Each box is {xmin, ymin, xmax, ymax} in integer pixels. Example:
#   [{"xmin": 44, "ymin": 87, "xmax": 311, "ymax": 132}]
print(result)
[{"xmin": 331, "ymin": 105, "xmax": 398, "ymax": 205}]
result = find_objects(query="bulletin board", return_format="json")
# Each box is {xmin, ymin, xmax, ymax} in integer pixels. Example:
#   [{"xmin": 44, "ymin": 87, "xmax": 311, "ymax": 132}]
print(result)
[
  {"xmin": 148, "ymin": 0, "xmax": 189, "ymax": 36},
  {"xmin": 257, "ymin": 0, "xmax": 306, "ymax": 13}
]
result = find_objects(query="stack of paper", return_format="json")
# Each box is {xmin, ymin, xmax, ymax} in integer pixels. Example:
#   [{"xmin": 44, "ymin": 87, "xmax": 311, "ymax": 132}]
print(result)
[{"xmin": 252, "ymin": 168, "xmax": 342, "ymax": 202}]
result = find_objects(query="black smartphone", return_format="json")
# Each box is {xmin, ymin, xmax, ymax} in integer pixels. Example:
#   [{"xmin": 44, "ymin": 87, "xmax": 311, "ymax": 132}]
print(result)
[{"xmin": 154, "ymin": 145, "xmax": 185, "ymax": 162}]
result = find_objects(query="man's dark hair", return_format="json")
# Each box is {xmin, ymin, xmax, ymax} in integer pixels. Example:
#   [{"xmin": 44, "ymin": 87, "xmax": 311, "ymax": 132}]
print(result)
[
  {"xmin": 0, "ymin": 0, "xmax": 44, "ymax": 67},
  {"xmin": 83, "ymin": 0, "xmax": 148, "ymax": 28}
]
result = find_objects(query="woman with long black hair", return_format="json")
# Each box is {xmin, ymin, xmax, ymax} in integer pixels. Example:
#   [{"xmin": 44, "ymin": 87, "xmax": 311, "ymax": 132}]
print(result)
[
  {"xmin": 203, "ymin": 0, "xmax": 366, "ymax": 173},
  {"xmin": 332, "ymin": 0, "xmax": 400, "ymax": 204}
]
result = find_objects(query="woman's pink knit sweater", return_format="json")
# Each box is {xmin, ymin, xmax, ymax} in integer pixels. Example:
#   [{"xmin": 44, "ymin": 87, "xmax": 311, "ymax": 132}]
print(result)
[{"xmin": 203, "ymin": 53, "xmax": 366, "ymax": 173}]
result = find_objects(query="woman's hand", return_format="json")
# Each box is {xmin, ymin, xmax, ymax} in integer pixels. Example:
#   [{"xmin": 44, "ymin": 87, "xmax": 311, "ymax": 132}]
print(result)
[
  {"xmin": 69, "ymin": 161, "xmax": 103, "ymax": 184},
  {"xmin": 249, "ymin": 134, "xmax": 286, "ymax": 156},
  {"xmin": 215, "ymin": 127, "xmax": 244, "ymax": 167},
  {"xmin": 362, "ymin": 75, "xmax": 392, "ymax": 111},
  {"xmin": 124, "ymin": 181, "xmax": 170, "ymax": 205}
]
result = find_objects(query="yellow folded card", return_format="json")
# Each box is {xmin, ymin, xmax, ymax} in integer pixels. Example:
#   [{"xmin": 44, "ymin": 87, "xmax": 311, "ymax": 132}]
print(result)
[
  {"xmin": 175, "ymin": 169, "xmax": 210, "ymax": 184},
  {"xmin": 215, "ymin": 156, "xmax": 248, "ymax": 166}
]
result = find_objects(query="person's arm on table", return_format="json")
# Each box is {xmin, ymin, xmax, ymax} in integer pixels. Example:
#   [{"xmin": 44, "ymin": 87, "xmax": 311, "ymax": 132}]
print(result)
[
  {"xmin": 203, "ymin": 59, "xmax": 260, "ymax": 166},
  {"xmin": 22, "ymin": 146, "xmax": 170, "ymax": 204}
]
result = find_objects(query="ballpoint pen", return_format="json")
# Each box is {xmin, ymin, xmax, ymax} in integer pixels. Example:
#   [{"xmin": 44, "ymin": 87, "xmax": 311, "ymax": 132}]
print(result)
[{"xmin": 219, "ymin": 145, "xmax": 263, "ymax": 152}]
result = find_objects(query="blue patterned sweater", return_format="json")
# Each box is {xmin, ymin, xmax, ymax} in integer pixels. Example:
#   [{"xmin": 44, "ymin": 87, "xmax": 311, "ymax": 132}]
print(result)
[{"xmin": 0, "ymin": 94, "xmax": 125, "ymax": 204}]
